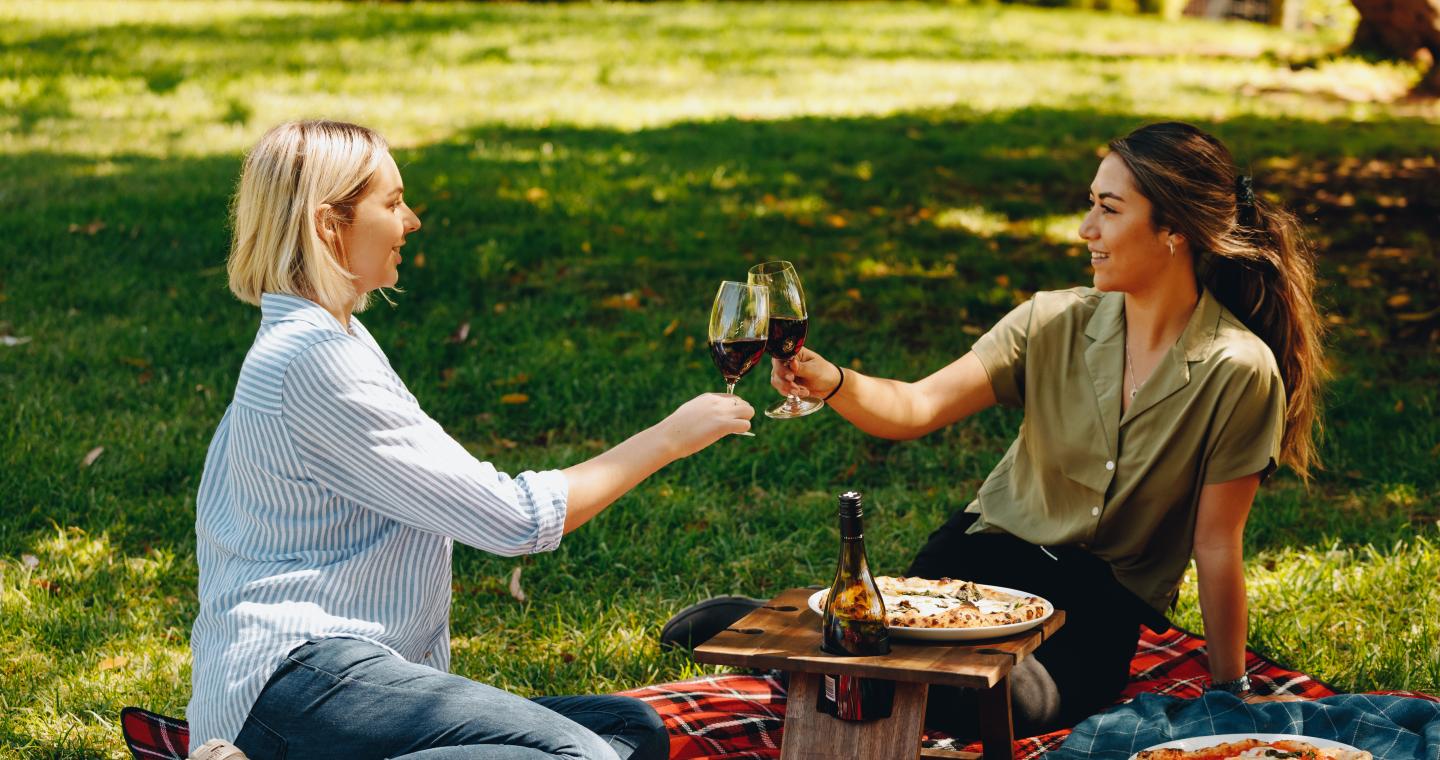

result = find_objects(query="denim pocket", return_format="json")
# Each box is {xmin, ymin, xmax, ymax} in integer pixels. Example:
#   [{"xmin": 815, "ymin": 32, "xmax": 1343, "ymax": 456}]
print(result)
[{"xmin": 234, "ymin": 714, "xmax": 287, "ymax": 760}]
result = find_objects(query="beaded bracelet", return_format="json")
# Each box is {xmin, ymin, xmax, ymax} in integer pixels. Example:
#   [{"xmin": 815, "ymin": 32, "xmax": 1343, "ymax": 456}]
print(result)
[{"xmin": 823, "ymin": 365, "xmax": 846, "ymax": 401}]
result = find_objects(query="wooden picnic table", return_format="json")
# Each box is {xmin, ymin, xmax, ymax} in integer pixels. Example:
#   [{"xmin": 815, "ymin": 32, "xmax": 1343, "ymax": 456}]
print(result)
[{"xmin": 692, "ymin": 587, "xmax": 1066, "ymax": 760}]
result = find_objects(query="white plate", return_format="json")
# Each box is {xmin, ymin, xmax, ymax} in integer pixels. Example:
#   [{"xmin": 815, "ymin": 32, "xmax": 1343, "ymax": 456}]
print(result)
[
  {"xmin": 806, "ymin": 584, "xmax": 1053, "ymax": 642},
  {"xmin": 1128, "ymin": 733, "xmax": 1367, "ymax": 759}
]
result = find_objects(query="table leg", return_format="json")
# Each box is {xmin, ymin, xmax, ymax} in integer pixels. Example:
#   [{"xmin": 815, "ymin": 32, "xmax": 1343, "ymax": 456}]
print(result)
[
  {"xmin": 780, "ymin": 672, "xmax": 929, "ymax": 760},
  {"xmin": 976, "ymin": 675, "xmax": 1014, "ymax": 760}
]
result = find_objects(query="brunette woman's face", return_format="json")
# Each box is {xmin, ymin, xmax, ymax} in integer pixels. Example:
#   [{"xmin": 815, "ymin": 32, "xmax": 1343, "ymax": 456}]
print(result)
[
  {"xmin": 1078, "ymin": 154, "xmax": 1176, "ymax": 293},
  {"xmin": 337, "ymin": 152, "xmax": 421, "ymax": 294}
]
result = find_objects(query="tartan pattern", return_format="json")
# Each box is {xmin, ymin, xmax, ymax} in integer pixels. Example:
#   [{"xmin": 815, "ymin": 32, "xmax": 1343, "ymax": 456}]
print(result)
[
  {"xmin": 121, "ymin": 625, "xmax": 1425, "ymax": 760},
  {"xmin": 121, "ymin": 707, "xmax": 190, "ymax": 760}
]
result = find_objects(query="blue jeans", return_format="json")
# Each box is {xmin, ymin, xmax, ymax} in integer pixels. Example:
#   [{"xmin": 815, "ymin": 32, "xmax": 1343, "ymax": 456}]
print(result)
[{"xmin": 232, "ymin": 637, "xmax": 669, "ymax": 760}]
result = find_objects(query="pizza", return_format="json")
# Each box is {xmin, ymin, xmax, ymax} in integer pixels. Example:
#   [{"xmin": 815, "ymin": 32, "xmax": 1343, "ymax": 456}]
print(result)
[
  {"xmin": 873, "ymin": 576, "xmax": 1049, "ymax": 629},
  {"xmin": 1135, "ymin": 738, "xmax": 1371, "ymax": 759}
]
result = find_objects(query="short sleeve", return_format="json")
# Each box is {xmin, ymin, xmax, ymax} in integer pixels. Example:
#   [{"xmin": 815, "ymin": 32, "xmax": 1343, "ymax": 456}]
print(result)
[
  {"xmin": 971, "ymin": 299, "xmax": 1034, "ymax": 408},
  {"xmin": 281, "ymin": 337, "xmax": 569, "ymax": 556},
  {"xmin": 1203, "ymin": 363, "xmax": 1287, "ymax": 485}
]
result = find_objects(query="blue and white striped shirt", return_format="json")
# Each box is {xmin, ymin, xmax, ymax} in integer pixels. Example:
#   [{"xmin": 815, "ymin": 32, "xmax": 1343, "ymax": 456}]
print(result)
[{"xmin": 187, "ymin": 293, "xmax": 568, "ymax": 750}]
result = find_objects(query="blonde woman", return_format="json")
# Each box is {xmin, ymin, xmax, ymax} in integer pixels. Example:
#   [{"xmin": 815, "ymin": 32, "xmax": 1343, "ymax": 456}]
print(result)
[{"xmin": 189, "ymin": 120, "xmax": 753, "ymax": 760}]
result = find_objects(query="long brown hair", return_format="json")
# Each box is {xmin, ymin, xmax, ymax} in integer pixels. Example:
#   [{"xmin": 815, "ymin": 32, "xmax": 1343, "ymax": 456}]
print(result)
[{"xmin": 1108, "ymin": 122, "xmax": 1325, "ymax": 481}]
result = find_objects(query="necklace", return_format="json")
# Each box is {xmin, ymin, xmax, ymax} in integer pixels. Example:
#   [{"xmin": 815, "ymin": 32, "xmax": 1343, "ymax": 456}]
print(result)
[{"xmin": 1125, "ymin": 342, "xmax": 1140, "ymax": 401}]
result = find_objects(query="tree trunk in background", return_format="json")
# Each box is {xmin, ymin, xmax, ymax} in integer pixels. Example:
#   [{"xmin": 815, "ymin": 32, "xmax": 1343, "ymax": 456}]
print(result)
[
  {"xmin": 1349, "ymin": 0, "xmax": 1440, "ymax": 95},
  {"xmin": 1270, "ymin": 0, "xmax": 1302, "ymax": 31}
]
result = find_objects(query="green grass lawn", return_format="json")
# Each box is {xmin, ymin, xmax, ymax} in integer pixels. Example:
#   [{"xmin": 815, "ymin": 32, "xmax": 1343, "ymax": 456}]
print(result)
[{"xmin": 2, "ymin": 1, "xmax": 1439, "ymax": 757}]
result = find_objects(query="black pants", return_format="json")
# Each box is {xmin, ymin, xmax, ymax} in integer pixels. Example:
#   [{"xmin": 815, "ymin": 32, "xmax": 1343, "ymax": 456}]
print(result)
[{"xmin": 905, "ymin": 510, "xmax": 1167, "ymax": 738}]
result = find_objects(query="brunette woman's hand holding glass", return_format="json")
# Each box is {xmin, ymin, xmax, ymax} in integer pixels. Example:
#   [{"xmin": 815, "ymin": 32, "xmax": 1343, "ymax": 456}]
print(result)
[
  {"xmin": 769, "ymin": 346, "xmax": 843, "ymax": 401},
  {"xmin": 747, "ymin": 261, "xmax": 824, "ymax": 419}
]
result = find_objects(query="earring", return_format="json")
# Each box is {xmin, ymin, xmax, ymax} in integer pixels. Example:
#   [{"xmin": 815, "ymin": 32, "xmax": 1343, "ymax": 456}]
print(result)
[{"xmin": 1167, "ymin": 240, "xmax": 1175, "ymax": 257}]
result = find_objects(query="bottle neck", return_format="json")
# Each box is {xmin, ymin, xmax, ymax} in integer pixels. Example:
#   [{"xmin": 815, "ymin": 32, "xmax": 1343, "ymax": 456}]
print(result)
[
  {"xmin": 838, "ymin": 511, "xmax": 864, "ymax": 541},
  {"xmin": 837, "ymin": 512, "xmax": 867, "ymax": 571}
]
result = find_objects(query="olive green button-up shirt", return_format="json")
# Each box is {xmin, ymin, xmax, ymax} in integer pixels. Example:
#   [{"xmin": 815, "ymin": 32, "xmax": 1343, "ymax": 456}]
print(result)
[{"xmin": 967, "ymin": 286, "xmax": 1285, "ymax": 614}]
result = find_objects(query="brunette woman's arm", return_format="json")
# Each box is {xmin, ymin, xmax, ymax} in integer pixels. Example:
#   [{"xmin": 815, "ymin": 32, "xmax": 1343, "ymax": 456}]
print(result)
[{"xmin": 1192, "ymin": 473, "xmax": 1260, "ymax": 686}]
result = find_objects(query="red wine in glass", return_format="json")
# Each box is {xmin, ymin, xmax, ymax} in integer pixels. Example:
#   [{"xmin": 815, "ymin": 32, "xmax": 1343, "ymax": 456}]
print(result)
[
  {"xmin": 765, "ymin": 316, "xmax": 808, "ymax": 362},
  {"xmin": 710, "ymin": 338, "xmax": 768, "ymax": 385}
]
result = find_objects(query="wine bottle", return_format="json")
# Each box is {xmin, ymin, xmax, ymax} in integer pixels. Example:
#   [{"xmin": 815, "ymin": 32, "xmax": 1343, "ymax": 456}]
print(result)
[{"xmin": 817, "ymin": 490, "xmax": 895, "ymax": 721}]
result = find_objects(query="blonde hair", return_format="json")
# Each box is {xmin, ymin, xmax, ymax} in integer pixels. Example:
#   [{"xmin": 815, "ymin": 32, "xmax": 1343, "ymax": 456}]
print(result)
[{"xmin": 227, "ymin": 120, "xmax": 389, "ymax": 315}]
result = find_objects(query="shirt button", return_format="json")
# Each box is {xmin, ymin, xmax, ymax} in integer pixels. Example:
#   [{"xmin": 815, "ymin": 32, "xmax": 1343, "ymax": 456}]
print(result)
[
  {"xmin": 1105, "ymin": 460, "xmax": 1115, "ymax": 471},
  {"xmin": 1091, "ymin": 506, "xmax": 1101, "ymax": 516}
]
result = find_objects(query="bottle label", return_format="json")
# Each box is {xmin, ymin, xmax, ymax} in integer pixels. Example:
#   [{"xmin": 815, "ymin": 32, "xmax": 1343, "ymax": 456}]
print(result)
[{"xmin": 816, "ymin": 673, "xmax": 895, "ymax": 721}]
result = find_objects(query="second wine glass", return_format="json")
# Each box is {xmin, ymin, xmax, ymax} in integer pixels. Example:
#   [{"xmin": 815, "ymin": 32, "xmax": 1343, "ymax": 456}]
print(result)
[
  {"xmin": 748, "ymin": 261, "xmax": 824, "ymax": 419},
  {"xmin": 708, "ymin": 280, "xmax": 769, "ymax": 436}
]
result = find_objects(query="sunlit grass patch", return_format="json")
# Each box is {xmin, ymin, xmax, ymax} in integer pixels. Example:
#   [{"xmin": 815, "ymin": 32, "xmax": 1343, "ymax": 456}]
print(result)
[{"xmin": 1174, "ymin": 537, "xmax": 1440, "ymax": 694}]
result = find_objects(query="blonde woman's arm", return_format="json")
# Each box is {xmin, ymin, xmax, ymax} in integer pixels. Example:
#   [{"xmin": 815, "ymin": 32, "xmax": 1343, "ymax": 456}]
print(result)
[{"xmin": 560, "ymin": 393, "xmax": 753, "ymax": 533}]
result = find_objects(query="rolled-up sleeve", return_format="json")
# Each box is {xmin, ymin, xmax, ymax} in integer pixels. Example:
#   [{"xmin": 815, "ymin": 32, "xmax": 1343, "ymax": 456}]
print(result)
[
  {"xmin": 1203, "ymin": 362, "xmax": 1286, "ymax": 485},
  {"xmin": 280, "ymin": 337, "xmax": 567, "ymax": 555},
  {"xmin": 971, "ymin": 299, "xmax": 1034, "ymax": 408}
]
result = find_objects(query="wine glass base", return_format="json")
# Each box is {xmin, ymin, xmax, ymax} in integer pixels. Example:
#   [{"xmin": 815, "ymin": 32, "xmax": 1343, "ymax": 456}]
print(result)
[{"xmin": 765, "ymin": 396, "xmax": 825, "ymax": 419}]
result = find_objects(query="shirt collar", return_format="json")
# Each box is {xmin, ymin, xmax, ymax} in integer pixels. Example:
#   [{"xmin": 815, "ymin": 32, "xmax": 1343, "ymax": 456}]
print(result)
[
  {"xmin": 1083, "ymin": 286, "xmax": 1221, "ymax": 364},
  {"xmin": 259, "ymin": 292, "xmax": 353, "ymax": 335}
]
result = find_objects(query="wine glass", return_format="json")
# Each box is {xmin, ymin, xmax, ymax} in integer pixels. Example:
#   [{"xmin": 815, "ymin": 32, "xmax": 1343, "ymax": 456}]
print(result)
[
  {"xmin": 747, "ymin": 261, "xmax": 823, "ymax": 419},
  {"xmin": 708, "ymin": 281, "xmax": 769, "ymax": 437}
]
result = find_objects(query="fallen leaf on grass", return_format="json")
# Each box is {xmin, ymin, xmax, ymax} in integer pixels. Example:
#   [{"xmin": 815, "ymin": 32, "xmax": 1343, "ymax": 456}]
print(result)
[
  {"xmin": 1387, "ymin": 293, "xmax": 1412, "ymax": 308},
  {"xmin": 81, "ymin": 446, "xmax": 104, "ymax": 468},
  {"xmin": 508, "ymin": 566, "xmax": 526, "ymax": 603},
  {"xmin": 447, "ymin": 321, "xmax": 471, "ymax": 344},
  {"xmin": 493, "ymin": 437, "xmax": 519, "ymax": 450},
  {"xmin": 662, "ymin": 318, "xmax": 680, "ymax": 337},
  {"xmin": 0, "ymin": 336, "xmax": 31, "ymax": 347},
  {"xmin": 683, "ymin": 336, "xmax": 695, "ymax": 352},
  {"xmin": 500, "ymin": 393, "xmax": 529, "ymax": 405},
  {"xmin": 492, "ymin": 373, "xmax": 529, "ymax": 387},
  {"xmin": 68, "ymin": 220, "xmax": 106, "ymax": 235},
  {"xmin": 412, "ymin": 253, "xmax": 426, "ymax": 269},
  {"xmin": 600, "ymin": 292, "xmax": 643, "ymax": 311},
  {"xmin": 524, "ymin": 187, "xmax": 548, "ymax": 203},
  {"xmin": 32, "ymin": 578, "xmax": 58, "ymax": 593},
  {"xmin": 99, "ymin": 656, "xmax": 129, "ymax": 671},
  {"xmin": 21, "ymin": 554, "xmax": 38, "ymax": 570}
]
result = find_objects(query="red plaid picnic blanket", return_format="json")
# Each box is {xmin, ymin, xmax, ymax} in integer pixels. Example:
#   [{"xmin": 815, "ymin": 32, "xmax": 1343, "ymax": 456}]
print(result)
[{"xmin": 122, "ymin": 625, "xmax": 1435, "ymax": 760}]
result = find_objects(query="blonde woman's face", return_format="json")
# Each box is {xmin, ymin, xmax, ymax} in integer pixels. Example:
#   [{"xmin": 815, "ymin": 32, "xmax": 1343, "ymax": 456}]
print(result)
[
  {"xmin": 338, "ymin": 152, "xmax": 421, "ymax": 294},
  {"xmin": 1078, "ymin": 154, "xmax": 1175, "ymax": 293}
]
